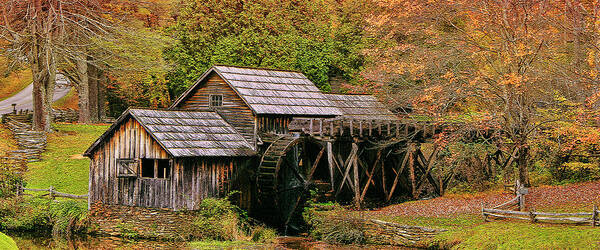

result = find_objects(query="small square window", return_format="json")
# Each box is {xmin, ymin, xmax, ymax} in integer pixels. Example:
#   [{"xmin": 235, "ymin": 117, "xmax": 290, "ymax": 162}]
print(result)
[
  {"xmin": 141, "ymin": 159, "xmax": 171, "ymax": 179},
  {"xmin": 210, "ymin": 94, "xmax": 223, "ymax": 107}
]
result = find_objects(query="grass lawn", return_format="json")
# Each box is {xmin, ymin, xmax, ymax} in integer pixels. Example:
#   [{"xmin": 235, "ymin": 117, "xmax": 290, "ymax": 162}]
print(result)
[
  {"xmin": 0, "ymin": 231, "xmax": 18, "ymax": 250},
  {"xmin": 377, "ymin": 213, "xmax": 600, "ymax": 248},
  {"xmin": 188, "ymin": 240, "xmax": 264, "ymax": 249},
  {"xmin": 0, "ymin": 57, "xmax": 32, "ymax": 102},
  {"xmin": 52, "ymin": 87, "xmax": 79, "ymax": 110},
  {"xmin": 25, "ymin": 123, "xmax": 109, "ymax": 195}
]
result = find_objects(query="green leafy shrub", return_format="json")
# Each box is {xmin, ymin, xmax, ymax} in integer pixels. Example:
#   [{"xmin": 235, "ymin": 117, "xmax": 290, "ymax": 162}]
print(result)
[
  {"xmin": 190, "ymin": 197, "xmax": 278, "ymax": 242},
  {"xmin": 0, "ymin": 197, "xmax": 88, "ymax": 236},
  {"xmin": 191, "ymin": 198, "xmax": 249, "ymax": 241},
  {"xmin": 0, "ymin": 197, "xmax": 51, "ymax": 231},
  {"xmin": 0, "ymin": 161, "xmax": 25, "ymax": 198},
  {"xmin": 251, "ymin": 226, "xmax": 277, "ymax": 243},
  {"xmin": 303, "ymin": 202, "xmax": 365, "ymax": 245},
  {"xmin": 49, "ymin": 200, "xmax": 88, "ymax": 237}
]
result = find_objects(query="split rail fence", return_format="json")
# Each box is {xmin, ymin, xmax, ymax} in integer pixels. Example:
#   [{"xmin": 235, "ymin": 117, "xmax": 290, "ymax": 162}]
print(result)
[
  {"xmin": 17, "ymin": 185, "xmax": 88, "ymax": 200},
  {"xmin": 482, "ymin": 181, "xmax": 599, "ymax": 226}
]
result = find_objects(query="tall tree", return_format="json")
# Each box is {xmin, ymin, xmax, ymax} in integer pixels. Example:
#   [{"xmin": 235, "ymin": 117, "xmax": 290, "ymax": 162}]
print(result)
[
  {"xmin": 165, "ymin": 0, "xmax": 372, "ymax": 97},
  {"xmin": 0, "ymin": 0, "xmax": 116, "ymax": 130},
  {"xmin": 365, "ymin": 0, "xmax": 599, "ymax": 186}
]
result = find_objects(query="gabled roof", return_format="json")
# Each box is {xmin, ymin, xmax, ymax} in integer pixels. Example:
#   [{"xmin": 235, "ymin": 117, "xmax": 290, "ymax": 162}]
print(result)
[
  {"xmin": 170, "ymin": 65, "xmax": 343, "ymax": 116},
  {"xmin": 84, "ymin": 109, "xmax": 256, "ymax": 157},
  {"xmin": 324, "ymin": 94, "xmax": 399, "ymax": 121}
]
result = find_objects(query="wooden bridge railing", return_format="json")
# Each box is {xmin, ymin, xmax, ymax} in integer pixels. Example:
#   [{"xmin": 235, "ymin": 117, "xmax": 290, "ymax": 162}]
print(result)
[
  {"xmin": 17, "ymin": 185, "xmax": 88, "ymax": 200},
  {"xmin": 288, "ymin": 117, "xmax": 443, "ymax": 139}
]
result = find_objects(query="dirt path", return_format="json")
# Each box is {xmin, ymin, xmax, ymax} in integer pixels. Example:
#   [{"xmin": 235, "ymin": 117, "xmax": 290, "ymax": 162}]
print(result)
[{"xmin": 372, "ymin": 181, "xmax": 600, "ymax": 217}]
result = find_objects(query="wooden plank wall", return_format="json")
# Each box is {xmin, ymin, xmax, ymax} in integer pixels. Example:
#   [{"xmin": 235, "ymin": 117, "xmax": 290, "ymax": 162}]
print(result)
[
  {"xmin": 89, "ymin": 118, "xmax": 170, "ymax": 208},
  {"xmin": 175, "ymin": 72, "xmax": 256, "ymax": 143},
  {"xmin": 88, "ymin": 119, "xmax": 247, "ymax": 210},
  {"xmin": 257, "ymin": 115, "xmax": 292, "ymax": 134},
  {"xmin": 172, "ymin": 158, "xmax": 236, "ymax": 210}
]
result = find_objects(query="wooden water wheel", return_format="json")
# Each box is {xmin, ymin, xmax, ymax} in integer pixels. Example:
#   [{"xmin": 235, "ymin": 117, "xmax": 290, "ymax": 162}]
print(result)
[{"xmin": 256, "ymin": 134, "xmax": 326, "ymax": 233}]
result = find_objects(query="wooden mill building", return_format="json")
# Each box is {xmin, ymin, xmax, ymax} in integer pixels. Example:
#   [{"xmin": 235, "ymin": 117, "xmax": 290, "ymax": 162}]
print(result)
[{"xmin": 86, "ymin": 65, "xmax": 430, "ymax": 228}]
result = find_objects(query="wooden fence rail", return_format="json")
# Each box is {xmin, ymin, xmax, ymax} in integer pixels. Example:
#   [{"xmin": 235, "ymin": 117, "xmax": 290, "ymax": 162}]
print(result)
[
  {"xmin": 483, "ymin": 181, "xmax": 599, "ymax": 226},
  {"xmin": 17, "ymin": 185, "xmax": 88, "ymax": 200},
  {"xmin": 483, "ymin": 207, "xmax": 599, "ymax": 226}
]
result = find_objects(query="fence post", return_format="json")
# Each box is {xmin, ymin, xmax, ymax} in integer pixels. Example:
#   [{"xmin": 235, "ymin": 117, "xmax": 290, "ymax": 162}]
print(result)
[
  {"xmin": 482, "ymin": 202, "xmax": 488, "ymax": 222},
  {"xmin": 593, "ymin": 205, "xmax": 597, "ymax": 227},
  {"xmin": 49, "ymin": 186, "xmax": 54, "ymax": 200},
  {"xmin": 529, "ymin": 208, "xmax": 536, "ymax": 223}
]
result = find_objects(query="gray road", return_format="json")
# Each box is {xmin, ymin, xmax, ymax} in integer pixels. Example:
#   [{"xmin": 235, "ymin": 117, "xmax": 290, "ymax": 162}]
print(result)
[{"xmin": 0, "ymin": 74, "xmax": 71, "ymax": 114}]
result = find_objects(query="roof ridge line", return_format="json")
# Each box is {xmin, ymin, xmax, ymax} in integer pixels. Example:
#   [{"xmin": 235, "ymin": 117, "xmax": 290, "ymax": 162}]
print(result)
[{"xmin": 214, "ymin": 64, "xmax": 303, "ymax": 73}]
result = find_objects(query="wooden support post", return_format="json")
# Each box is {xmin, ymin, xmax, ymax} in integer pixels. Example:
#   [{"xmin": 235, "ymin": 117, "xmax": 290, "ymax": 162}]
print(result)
[
  {"xmin": 593, "ymin": 205, "xmax": 597, "ymax": 227},
  {"xmin": 319, "ymin": 119, "xmax": 323, "ymax": 137},
  {"xmin": 49, "ymin": 186, "xmax": 54, "ymax": 200},
  {"xmin": 336, "ymin": 145, "xmax": 358, "ymax": 196},
  {"xmin": 327, "ymin": 142, "xmax": 335, "ymax": 190},
  {"xmin": 369, "ymin": 120, "xmax": 372, "ymax": 137},
  {"xmin": 382, "ymin": 157, "xmax": 388, "ymax": 198},
  {"xmin": 482, "ymin": 202, "xmax": 488, "ymax": 222},
  {"xmin": 310, "ymin": 119, "xmax": 314, "ymax": 136},
  {"xmin": 395, "ymin": 121, "xmax": 400, "ymax": 138},
  {"xmin": 350, "ymin": 120, "xmax": 354, "ymax": 137},
  {"xmin": 360, "ymin": 150, "xmax": 382, "ymax": 202},
  {"xmin": 415, "ymin": 146, "xmax": 440, "ymax": 193},
  {"xmin": 404, "ymin": 124, "xmax": 409, "ymax": 136},
  {"xmin": 387, "ymin": 121, "xmax": 391, "ymax": 136},
  {"xmin": 353, "ymin": 144, "xmax": 360, "ymax": 209},
  {"xmin": 529, "ymin": 209, "xmax": 536, "ymax": 223},
  {"xmin": 330, "ymin": 121, "xmax": 334, "ymax": 137},
  {"xmin": 378, "ymin": 121, "xmax": 382, "ymax": 135},
  {"xmin": 387, "ymin": 146, "xmax": 410, "ymax": 202},
  {"xmin": 359, "ymin": 120, "xmax": 363, "ymax": 137},
  {"xmin": 408, "ymin": 144, "xmax": 417, "ymax": 198},
  {"xmin": 340, "ymin": 120, "xmax": 343, "ymax": 136}
]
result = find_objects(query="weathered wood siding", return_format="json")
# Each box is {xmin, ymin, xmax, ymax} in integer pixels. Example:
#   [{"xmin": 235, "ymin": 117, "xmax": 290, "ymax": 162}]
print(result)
[
  {"xmin": 89, "ymin": 118, "xmax": 170, "ymax": 208},
  {"xmin": 257, "ymin": 115, "xmax": 293, "ymax": 134},
  {"xmin": 175, "ymin": 72, "xmax": 256, "ymax": 144},
  {"xmin": 88, "ymin": 117, "xmax": 250, "ymax": 210},
  {"xmin": 172, "ymin": 158, "xmax": 250, "ymax": 210}
]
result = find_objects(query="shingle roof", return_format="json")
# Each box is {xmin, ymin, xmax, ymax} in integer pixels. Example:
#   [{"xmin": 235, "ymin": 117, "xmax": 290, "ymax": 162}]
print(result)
[
  {"xmin": 171, "ymin": 65, "xmax": 343, "ymax": 116},
  {"xmin": 84, "ymin": 109, "xmax": 256, "ymax": 157},
  {"xmin": 325, "ymin": 94, "xmax": 399, "ymax": 120}
]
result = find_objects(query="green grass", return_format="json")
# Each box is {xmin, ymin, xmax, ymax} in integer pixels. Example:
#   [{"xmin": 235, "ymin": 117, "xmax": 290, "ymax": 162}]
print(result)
[
  {"xmin": 451, "ymin": 222, "xmax": 600, "ymax": 249},
  {"xmin": 0, "ymin": 231, "xmax": 18, "ymax": 250},
  {"xmin": 52, "ymin": 87, "xmax": 79, "ymax": 110},
  {"xmin": 25, "ymin": 123, "xmax": 109, "ymax": 195},
  {"xmin": 187, "ymin": 240, "xmax": 263, "ymax": 249},
  {"xmin": 375, "ymin": 213, "xmax": 600, "ymax": 249},
  {"xmin": 0, "ymin": 56, "xmax": 32, "ymax": 102}
]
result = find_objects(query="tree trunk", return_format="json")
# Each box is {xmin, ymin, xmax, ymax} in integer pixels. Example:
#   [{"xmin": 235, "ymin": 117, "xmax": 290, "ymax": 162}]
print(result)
[
  {"xmin": 30, "ymin": 0, "xmax": 55, "ymax": 132},
  {"xmin": 77, "ymin": 56, "xmax": 91, "ymax": 123},
  {"xmin": 97, "ymin": 70, "xmax": 107, "ymax": 121},
  {"xmin": 88, "ymin": 59, "xmax": 99, "ymax": 123},
  {"xmin": 517, "ymin": 145, "xmax": 531, "ymax": 187},
  {"xmin": 31, "ymin": 42, "xmax": 56, "ymax": 131}
]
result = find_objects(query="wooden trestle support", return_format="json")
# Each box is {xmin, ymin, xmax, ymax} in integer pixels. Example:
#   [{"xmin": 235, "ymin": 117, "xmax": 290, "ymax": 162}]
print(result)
[{"xmin": 255, "ymin": 118, "xmax": 454, "ymax": 231}]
